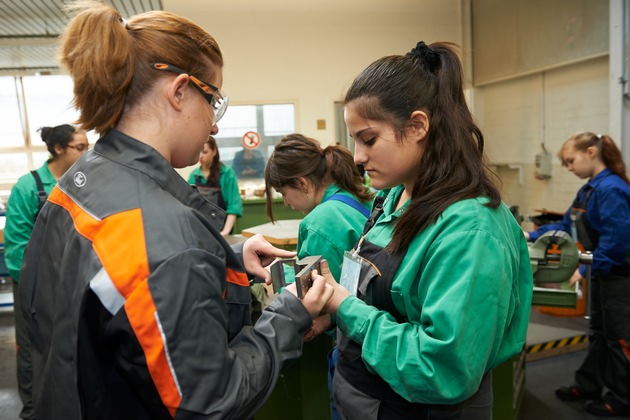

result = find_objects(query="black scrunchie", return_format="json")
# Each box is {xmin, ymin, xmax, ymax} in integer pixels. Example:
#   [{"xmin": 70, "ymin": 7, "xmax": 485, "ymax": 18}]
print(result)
[{"xmin": 406, "ymin": 41, "xmax": 438, "ymax": 72}]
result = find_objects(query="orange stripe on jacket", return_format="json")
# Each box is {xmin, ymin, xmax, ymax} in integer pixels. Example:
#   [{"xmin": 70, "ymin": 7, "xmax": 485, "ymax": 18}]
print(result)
[
  {"xmin": 126, "ymin": 280, "xmax": 181, "ymax": 416},
  {"xmin": 619, "ymin": 339, "xmax": 630, "ymax": 363},
  {"xmin": 226, "ymin": 268, "xmax": 249, "ymax": 287},
  {"xmin": 48, "ymin": 188, "xmax": 150, "ymax": 296},
  {"xmin": 48, "ymin": 187, "xmax": 182, "ymax": 416}
]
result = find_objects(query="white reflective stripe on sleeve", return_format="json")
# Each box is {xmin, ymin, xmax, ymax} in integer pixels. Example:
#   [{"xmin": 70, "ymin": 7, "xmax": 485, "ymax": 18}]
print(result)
[
  {"xmin": 89, "ymin": 267, "xmax": 125, "ymax": 315},
  {"xmin": 155, "ymin": 311, "xmax": 182, "ymax": 397}
]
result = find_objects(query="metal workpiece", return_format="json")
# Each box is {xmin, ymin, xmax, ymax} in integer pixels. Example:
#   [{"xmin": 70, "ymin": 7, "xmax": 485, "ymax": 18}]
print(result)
[{"xmin": 269, "ymin": 255, "xmax": 323, "ymax": 298}]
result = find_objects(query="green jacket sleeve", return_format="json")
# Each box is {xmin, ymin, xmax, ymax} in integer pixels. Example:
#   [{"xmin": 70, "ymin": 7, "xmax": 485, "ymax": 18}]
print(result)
[
  {"xmin": 4, "ymin": 177, "xmax": 39, "ymax": 280},
  {"xmin": 220, "ymin": 166, "xmax": 243, "ymax": 217},
  {"xmin": 337, "ymin": 228, "xmax": 531, "ymax": 404}
]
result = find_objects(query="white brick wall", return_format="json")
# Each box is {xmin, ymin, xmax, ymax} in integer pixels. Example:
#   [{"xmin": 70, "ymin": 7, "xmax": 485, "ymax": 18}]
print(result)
[{"xmin": 474, "ymin": 55, "xmax": 609, "ymax": 230}]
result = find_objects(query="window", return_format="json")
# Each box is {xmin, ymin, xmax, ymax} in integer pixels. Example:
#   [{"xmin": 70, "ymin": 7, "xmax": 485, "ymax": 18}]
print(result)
[
  {"xmin": 0, "ymin": 154, "xmax": 29, "ymax": 181},
  {"xmin": 0, "ymin": 77, "xmax": 24, "ymax": 149},
  {"xmin": 0, "ymin": 74, "xmax": 97, "ymax": 188},
  {"xmin": 22, "ymin": 75, "xmax": 78, "ymax": 148},
  {"xmin": 215, "ymin": 104, "xmax": 296, "ymax": 181}
]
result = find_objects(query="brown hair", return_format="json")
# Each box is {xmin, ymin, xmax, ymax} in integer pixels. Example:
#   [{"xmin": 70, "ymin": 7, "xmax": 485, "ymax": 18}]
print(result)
[
  {"xmin": 59, "ymin": 0, "xmax": 223, "ymax": 134},
  {"xmin": 205, "ymin": 136, "xmax": 222, "ymax": 185},
  {"xmin": 264, "ymin": 133, "xmax": 374, "ymax": 221},
  {"xmin": 559, "ymin": 132, "xmax": 629, "ymax": 185},
  {"xmin": 344, "ymin": 41, "xmax": 501, "ymax": 254}
]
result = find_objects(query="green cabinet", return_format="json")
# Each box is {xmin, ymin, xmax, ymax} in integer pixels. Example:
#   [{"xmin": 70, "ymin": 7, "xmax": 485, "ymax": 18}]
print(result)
[{"xmin": 492, "ymin": 348, "xmax": 526, "ymax": 420}]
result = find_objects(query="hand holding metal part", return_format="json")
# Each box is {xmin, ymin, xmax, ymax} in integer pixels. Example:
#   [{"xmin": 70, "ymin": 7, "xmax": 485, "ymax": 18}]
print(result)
[{"xmin": 269, "ymin": 255, "xmax": 323, "ymax": 298}]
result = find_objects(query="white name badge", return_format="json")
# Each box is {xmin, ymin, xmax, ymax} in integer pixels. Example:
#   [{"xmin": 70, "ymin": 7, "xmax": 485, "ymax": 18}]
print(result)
[{"xmin": 340, "ymin": 251, "xmax": 362, "ymax": 297}]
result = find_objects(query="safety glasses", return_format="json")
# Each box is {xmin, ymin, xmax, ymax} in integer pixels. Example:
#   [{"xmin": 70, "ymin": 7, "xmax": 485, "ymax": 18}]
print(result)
[
  {"xmin": 150, "ymin": 63, "xmax": 229, "ymax": 123},
  {"xmin": 66, "ymin": 143, "xmax": 90, "ymax": 153}
]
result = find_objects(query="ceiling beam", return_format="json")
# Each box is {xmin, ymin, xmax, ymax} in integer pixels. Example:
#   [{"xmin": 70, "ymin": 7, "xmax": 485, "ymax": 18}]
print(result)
[{"xmin": 0, "ymin": 37, "xmax": 58, "ymax": 46}]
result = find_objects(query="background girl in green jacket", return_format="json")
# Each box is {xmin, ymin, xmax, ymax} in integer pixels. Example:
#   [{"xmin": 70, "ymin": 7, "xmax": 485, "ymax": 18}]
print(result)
[
  {"xmin": 188, "ymin": 135, "xmax": 243, "ymax": 236},
  {"xmin": 264, "ymin": 133, "xmax": 374, "ymax": 419}
]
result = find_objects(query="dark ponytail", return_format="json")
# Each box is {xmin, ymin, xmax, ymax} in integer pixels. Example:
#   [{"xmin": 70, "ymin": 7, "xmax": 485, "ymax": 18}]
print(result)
[
  {"xmin": 264, "ymin": 133, "xmax": 374, "ymax": 221},
  {"xmin": 323, "ymin": 145, "xmax": 373, "ymax": 202},
  {"xmin": 344, "ymin": 41, "xmax": 500, "ymax": 254}
]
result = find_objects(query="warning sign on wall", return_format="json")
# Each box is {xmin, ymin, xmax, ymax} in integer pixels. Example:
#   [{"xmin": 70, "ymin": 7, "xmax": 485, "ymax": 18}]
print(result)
[{"xmin": 242, "ymin": 131, "xmax": 261, "ymax": 149}]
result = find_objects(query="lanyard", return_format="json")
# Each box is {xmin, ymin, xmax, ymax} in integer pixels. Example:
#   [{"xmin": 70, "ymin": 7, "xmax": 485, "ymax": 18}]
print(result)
[{"xmin": 354, "ymin": 196, "xmax": 385, "ymax": 256}]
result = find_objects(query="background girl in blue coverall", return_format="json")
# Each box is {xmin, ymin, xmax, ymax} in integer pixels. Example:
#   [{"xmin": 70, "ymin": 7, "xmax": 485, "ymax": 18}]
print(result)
[
  {"xmin": 188, "ymin": 135, "xmax": 243, "ymax": 236},
  {"xmin": 264, "ymin": 133, "xmax": 374, "ymax": 419},
  {"xmin": 321, "ymin": 41, "xmax": 533, "ymax": 419},
  {"xmin": 526, "ymin": 132, "xmax": 630, "ymax": 417},
  {"xmin": 4, "ymin": 123, "xmax": 88, "ymax": 420}
]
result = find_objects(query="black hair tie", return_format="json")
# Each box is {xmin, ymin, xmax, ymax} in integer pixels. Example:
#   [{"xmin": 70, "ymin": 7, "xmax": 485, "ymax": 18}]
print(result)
[{"xmin": 406, "ymin": 41, "xmax": 438, "ymax": 72}]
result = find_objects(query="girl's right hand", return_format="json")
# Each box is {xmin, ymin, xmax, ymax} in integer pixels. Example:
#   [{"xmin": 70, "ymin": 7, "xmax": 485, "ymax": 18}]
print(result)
[{"xmin": 285, "ymin": 272, "xmax": 334, "ymax": 319}]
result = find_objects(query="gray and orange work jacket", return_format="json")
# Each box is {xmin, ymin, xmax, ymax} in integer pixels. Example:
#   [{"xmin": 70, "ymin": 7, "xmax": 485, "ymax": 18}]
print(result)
[{"xmin": 19, "ymin": 129, "xmax": 312, "ymax": 419}]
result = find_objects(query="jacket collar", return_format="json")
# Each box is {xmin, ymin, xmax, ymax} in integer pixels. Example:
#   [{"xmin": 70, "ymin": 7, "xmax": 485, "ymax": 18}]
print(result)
[
  {"xmin": 588, "ymin": 167, "xmax": 613, "ymax": 189},
  {"xmin": 93, "ymin": 129, "xmax": 209, "ymax": 211},
  {"xmin": 39, "ymin": 161, "xmax": 57, "ymax": 185},
  {"xmin": 321, "ymin": 184, "xmax": 342, "ymax": 202}
]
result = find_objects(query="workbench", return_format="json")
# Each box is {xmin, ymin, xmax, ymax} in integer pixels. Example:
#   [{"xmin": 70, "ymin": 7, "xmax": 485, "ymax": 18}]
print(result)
[
  {"xmin": 233, "ymin": 198, "xmax": 302, "ymax": 234},
  {"xmin": 241, "ymin": 219, "xmax": 301, "ymax": 248}
]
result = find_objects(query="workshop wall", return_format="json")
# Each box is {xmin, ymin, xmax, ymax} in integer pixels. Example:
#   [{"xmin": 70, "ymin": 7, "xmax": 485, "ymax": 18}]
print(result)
[
  {"xmin": 476, "ymin": 56, "xmax": 609, "ymax": 229},
  {"xmin": 162, "ymin": 0, "xmax": 463, "ymax": 145},
  {"xmin": 469, "ymin": 0, "xmax": 611, "ymax": 230}
]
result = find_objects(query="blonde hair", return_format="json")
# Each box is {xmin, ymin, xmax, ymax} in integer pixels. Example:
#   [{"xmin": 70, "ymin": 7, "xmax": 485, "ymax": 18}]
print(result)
[{"xmin": 59, "ymin": 0, "xmax": 223, "ymax": 134}]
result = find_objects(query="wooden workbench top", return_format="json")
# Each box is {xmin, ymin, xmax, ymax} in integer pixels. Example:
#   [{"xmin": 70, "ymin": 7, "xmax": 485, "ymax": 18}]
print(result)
[{"xmin": 241, "ymin": 219, "xmax": 302, "ymax": 246}]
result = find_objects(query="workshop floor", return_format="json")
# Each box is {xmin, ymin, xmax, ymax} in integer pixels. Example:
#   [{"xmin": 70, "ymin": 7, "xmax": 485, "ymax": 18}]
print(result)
[
  {"xmin": 0, "ymin": 305, "xmax": 614, "ymax": 419},
  {"xmin": 519, "ymin": 310, "xmax": 617, "ymax": 419}
]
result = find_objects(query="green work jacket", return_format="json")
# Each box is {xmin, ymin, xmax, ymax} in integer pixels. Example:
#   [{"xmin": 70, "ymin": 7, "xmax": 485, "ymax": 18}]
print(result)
[
  {"xmin": 297, "ymin": 185, "xmax": 371, "ymax": 280},
  {"xmin": 4, "ymin": 162, "xmax": 56, "ymax": 281},
  {"xmin": 337, "ymin": 185, "xmax": 533, "ymax": 404}
]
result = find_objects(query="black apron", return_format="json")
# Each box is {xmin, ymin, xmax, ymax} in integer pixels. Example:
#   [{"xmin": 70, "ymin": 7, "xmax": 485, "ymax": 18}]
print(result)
[
  {"xmin": 570, "ymin": 184, "xmax": 630, "ymax": 275},
  {"xmin": 193, "ymin": 175, "xmax": 227, "ymax": 231}
]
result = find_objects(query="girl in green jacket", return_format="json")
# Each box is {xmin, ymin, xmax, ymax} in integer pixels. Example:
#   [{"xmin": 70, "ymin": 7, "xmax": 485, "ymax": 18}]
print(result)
[
  {"xmin": 264, "ymin": 133, "xmax": 374, "ymax": 419},
  {"xmin": 188, "ymin": 136, "xmax": 243, "ymax": 236},
  {"xmin": 322, "ymin": 41, "xmax": 533, "ymax": 419}
]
